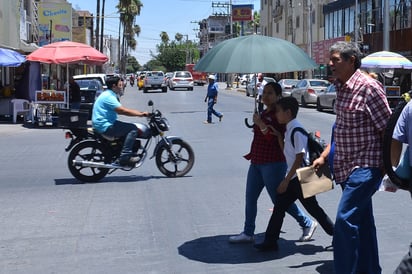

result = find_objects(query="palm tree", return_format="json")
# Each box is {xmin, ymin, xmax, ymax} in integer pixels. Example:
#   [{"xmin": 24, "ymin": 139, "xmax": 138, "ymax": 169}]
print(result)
[
  {"xmin": 160, "ymin": 31, "xmax": 169, "ymax": 44},
  {"xmin": 116, "ymin": 0, "xmax": 143, "ymax": 72},
  {"xmin": 175, "ymin": 33, "xmax": 183, "ymax": 43},
  {"xmin": 248, "ymin": 11, "xmax": 260, "ymax": 34},
  {"xmin": 99, "ymin": 0, "xmax": 106, "ymax": 53},
  {"xmin": 117, "ymin": 0, "xmax": 143, "ymax": 51}
]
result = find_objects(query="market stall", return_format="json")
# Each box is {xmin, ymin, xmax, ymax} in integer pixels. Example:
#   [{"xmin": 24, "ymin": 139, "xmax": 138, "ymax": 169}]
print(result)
[
  {"xmin": 33, "ymin": 89, "xmax": 66, "ymax": 126},
  {"xmin": 0, "ymin": 47, "xmax": 26, "ymax": 120},
  {"xmin": 26, "ymin": 41, "xmax": 108, "ymax": 125}
]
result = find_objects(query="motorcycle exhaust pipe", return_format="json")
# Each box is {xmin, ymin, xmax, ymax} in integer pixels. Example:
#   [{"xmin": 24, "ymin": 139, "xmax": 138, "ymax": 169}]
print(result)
[{"xmin": 72, "ymin": 160, "xmax": 121, "ymax": 169}]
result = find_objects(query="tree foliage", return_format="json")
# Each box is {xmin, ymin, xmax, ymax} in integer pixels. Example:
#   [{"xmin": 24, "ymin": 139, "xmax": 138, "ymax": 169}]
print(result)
[
  {"xmin": 117, "ymin": 0, "xmax": 143, "ymax": 51},
  {"xmin": 152, "ymin": 32, "xmax": 200, "ymax": 72},
  {"xmin": 125, "ymin": 55, "xmax": 141, "ymax": 73}
]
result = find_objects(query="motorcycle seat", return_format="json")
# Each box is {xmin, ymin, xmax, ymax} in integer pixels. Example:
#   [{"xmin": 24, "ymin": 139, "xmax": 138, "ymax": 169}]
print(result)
[
  {"xmin": 91, "ymin": 129, "xmax": 118, "ymax": 141},
  {"xmin": 100, "ymin": 134, "xmax": 117, "ymax": 141}
]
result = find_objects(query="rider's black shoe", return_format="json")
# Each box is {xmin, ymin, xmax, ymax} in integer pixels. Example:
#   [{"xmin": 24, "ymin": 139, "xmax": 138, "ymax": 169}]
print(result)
[{"xmin": 118, "ymin": 155, "xmax": 139, "ymax": 166}]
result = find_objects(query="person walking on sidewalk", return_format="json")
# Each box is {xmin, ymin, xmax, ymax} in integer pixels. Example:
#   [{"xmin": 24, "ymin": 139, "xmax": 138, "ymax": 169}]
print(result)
[
  {"xmin": 204, "ymin": 75, "xmax": 223, "ymax": 124},
  {"xmin": 229, "ymin": 83, "xmax": 315, "ymax": 244},
  {"xmin": 254, "ymin": 97, "xmax": 334, "ymax": 252},
  {"xmin": 329, "ymin": 41, "xmax": 391, "ymax": 274}
]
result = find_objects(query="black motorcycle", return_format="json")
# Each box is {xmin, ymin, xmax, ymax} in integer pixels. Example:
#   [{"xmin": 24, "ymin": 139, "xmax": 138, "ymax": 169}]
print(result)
[{"xmin": 59, "ymin": 100, "xmax": 195, "ymax": 182}]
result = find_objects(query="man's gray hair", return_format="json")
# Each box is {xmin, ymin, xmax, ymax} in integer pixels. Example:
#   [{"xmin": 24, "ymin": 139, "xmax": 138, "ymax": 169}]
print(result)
[{"xmin": 329, "ymin": 41, "xmax": 363, "ymax": 70}]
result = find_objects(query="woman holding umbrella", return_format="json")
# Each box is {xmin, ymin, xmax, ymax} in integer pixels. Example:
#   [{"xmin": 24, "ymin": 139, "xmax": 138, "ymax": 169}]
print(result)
[{"xmin": 229, "ymin": 82, "xmax": 314, "ymax": 244}]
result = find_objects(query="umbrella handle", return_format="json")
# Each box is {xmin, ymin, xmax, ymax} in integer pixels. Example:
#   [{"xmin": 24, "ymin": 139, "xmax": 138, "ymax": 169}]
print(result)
[{"xmin": 244, "ymin": 118, "xmax": 254, "ymax": 128}]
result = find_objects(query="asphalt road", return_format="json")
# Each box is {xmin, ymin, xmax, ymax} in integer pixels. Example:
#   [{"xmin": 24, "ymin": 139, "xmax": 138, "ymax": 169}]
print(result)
[{"xmin": 0, "ymin": 83, "xmax": 411, "ymax": 274}]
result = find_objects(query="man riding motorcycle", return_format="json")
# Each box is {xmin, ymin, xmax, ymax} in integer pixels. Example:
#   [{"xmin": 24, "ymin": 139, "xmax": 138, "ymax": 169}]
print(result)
[{"xmin": 92, "ymin": 76, "xmax": 149, "ymax": 166}]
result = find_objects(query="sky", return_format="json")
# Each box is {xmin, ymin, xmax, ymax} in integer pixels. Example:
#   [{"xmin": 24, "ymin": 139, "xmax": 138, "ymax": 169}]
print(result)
[{"xmin": 69, "ymin": 0, "xmax": 260, "ymax": 65}]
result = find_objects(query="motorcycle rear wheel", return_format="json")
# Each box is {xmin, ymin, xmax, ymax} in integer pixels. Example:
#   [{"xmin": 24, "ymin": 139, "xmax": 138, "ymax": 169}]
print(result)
[
  {"xmin": 68, "ymin": 141, "xmax": 110, "ymax": 182},
  {"xmin": 155, "ymin": 139, "xmax": 194, "ymax": 177}
]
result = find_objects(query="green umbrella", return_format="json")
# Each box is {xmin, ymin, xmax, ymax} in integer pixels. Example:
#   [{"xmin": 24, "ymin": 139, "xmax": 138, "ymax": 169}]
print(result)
[{"xmin": 194, "ymin": 34, "xmax": 317, "ymax": 73}]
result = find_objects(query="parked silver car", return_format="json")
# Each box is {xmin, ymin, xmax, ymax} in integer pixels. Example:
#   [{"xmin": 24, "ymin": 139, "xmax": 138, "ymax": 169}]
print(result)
[
  {"xmin": 246, "ymin": 76, "xmax": 276, "ymax": 97},
  {"xmin": 278, "ymin": 79, "xmax": 299, "ymax": 97},
  {"xmin": 291, "ymin": 79, "xmax": 330, "ymax": 107},
  {"xmin": 316, "ymin": 84, "xmax": 336, "ymax": 113}
]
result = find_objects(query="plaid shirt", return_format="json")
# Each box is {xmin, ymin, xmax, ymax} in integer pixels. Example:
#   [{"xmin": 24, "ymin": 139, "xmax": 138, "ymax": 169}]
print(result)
[
  {"xmin": 244, "ymin": 109, "xmax": 286, "ymax": 164},
  {"xmin": 333, "ymin": 69, "xmax": 391, "ymax": 183}
]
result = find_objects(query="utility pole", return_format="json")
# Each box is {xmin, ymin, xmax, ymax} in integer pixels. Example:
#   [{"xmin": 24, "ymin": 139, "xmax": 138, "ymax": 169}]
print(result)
[
  {"xmin": 383, "ymin": 0, "xmax": 390, "ymax": 50},
  {"xmin": 212, "ymin": 1, "xmax": 231, "ymax": 38},
  {"xmin": 306, "ymin": 0, "xmax": 313, "ymax": 78},
  {"xmin": 118, "ymin": 21, "xmax": 121, "ymax": 73},
  {"xmin": 183, "ymin": 34, "xmax": 189, "ymax": 64},
  {"xmin": 212, "ymin": 1, "xmax": 232, "ymax": 88},
  {"xmin": 48, "ymin": 20, "xmax": 52, "ymax": 89},
  {"xmin": 355, "ymin": 0, "xmax": 358, "ymax": 45},
  {"xmin": 229, "ymin": 0, "xmax": 233, "ymax": 36},
  {"xmin": 193, "ymin": 19, "xmax": 210, "ymax": 57},
  {"xmin": 96, "ymin": 0, "xmax": 100, "ymax": 51}
]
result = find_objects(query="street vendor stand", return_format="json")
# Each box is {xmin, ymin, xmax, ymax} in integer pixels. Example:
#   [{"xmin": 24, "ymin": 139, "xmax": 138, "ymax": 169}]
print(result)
[
  {"xmin": 33, "ymin": 89, "xmax": 66, "ymax": 126},
  {"xmin": 26, "ymin": 41, "xmax": 108, "ymax": 125}
]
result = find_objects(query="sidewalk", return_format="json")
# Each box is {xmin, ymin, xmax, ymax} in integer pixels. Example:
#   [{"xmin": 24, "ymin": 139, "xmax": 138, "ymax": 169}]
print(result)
[{"xmin": 217, "ymin": 81, "xmax": 246, "ymax": 94}]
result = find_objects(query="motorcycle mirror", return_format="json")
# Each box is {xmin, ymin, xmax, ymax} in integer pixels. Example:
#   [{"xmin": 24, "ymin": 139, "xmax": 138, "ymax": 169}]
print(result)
[{"xmin": 148, "ymin": 100, "xmax": 153, "ymax": 106}]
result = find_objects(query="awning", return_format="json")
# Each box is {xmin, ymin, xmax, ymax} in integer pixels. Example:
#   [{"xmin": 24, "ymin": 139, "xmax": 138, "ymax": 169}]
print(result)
[
  {"xmin": 0, "ymin": 41, "xmax": 39, "ymax": 54},
  {"xmin": 19, "ymin": 40, "xmax": 39, "ymax": 53}
]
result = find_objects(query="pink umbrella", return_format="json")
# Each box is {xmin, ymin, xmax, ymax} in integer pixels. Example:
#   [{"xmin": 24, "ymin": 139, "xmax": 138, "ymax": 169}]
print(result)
[{"xmin": 26, "ymin": 41, "xmax": 108, "ymax": 65}]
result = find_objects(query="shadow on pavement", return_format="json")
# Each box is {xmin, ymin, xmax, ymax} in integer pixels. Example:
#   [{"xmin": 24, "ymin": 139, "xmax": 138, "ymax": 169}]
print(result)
[
  {"xmin": 178, "ymin": 233, "xmax": 328, "ymax": 265},
  {"xmin": 289, "ymin": 259, "xmax": 335, "ymax": 273},
  {"xmin": 54, "ymin": 175, "xmax": 165, "ymax": 185}
]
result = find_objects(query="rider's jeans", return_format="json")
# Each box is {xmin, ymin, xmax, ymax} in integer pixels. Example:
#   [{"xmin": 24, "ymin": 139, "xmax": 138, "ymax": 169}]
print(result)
[{"xmin": 104, "ymin": 120, "xmax": 138, "ymax": 159}]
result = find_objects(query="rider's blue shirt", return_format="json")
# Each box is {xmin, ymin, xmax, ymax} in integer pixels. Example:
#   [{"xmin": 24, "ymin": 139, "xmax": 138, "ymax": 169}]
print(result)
[{"xmin": 92, "ymin": 89, "xmax": 121, "ymax": 133}]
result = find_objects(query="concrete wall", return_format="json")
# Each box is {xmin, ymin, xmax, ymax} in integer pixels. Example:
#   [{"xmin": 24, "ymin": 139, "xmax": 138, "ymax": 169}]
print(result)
[{"xmin": 0, "ymin": 1, "xmax": 21, "ymax": 48}]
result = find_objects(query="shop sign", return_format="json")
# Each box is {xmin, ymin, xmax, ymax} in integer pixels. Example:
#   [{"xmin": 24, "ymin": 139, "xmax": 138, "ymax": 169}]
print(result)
[
  {"xmin": 38, "ymin": 2, "xmax": 72, "ymax": 46},
  {"xmin": 232, "ymin": 5, "xmax": 254, "ymax": 22}
]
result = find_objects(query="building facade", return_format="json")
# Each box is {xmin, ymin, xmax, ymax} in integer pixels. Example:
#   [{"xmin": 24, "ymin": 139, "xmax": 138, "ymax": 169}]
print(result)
[{"xmin": 260, "ymin": 0, "xmax": 412, "ymax": 79}]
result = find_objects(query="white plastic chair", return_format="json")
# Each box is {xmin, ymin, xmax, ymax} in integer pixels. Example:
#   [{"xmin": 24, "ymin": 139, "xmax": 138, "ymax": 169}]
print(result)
[{"xmin": 11, "ymin": 99, "xmax": 30, "ymax": 124}]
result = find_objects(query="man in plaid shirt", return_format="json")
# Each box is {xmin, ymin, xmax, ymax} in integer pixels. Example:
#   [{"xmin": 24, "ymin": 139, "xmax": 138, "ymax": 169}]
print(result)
[{"xmin": 329, "ymin": 42, "xmax": 392, "ymax": 274}]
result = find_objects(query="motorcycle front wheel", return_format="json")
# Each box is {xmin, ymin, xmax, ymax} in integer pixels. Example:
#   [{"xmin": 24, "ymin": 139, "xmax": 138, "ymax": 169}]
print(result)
[
  {"xmin": 68, "ymin": 140, "xmax": 110, "ymax": 182},
  {"xmin": 383, "ymin": 99, "xmax": 409, "ymax": 190},
  {"xmin": 155, "ymin": 139, "xmax": 194, "ymax": 177}
]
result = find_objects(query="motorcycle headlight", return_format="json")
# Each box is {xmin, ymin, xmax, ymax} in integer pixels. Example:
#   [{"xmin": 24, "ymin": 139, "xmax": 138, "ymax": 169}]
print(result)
[{"xmin": 158, "ymin": 117, "xmax": 170, "ymax": 131}]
